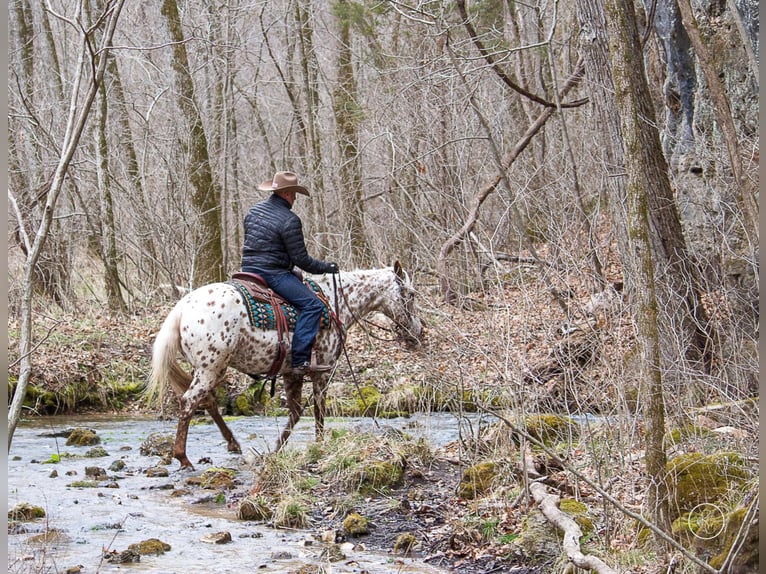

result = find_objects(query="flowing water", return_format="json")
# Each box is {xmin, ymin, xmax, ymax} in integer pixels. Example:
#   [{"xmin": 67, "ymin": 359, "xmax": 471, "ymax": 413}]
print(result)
[{"xmin": 8, "ymin": 412, "xmax": 491, "ymax": 574}]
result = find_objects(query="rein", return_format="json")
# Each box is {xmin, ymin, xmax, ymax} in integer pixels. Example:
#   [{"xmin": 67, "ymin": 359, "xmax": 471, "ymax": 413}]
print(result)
[
  {"xmin": 331, "ymin": 273, "xmax": 381, "ymax": 430},
  {"xmin": 333, "ymin": 273, "xmax": 402, "ymax": 344}
]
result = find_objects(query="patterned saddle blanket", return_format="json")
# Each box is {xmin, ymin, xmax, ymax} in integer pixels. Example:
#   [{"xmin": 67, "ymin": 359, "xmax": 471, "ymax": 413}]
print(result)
[{"xmin": 227, "ymin": 274, "xmax": 332, "ymax": 332}]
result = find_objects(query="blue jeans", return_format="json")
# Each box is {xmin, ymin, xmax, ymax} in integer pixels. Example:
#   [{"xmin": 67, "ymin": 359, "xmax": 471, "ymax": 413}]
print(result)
[{"xmin": 250, "ymin": 269, "xmax": 325, "ymax": 366}]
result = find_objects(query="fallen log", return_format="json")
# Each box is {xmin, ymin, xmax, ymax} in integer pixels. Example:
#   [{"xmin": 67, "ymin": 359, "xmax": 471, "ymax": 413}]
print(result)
[{"xmin": 521, "ymin": 445, "xmax": 618, "ymax": 574}]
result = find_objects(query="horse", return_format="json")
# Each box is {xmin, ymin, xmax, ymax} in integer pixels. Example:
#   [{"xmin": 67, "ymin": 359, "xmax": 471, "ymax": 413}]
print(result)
[{"xmin": 146, "ymin": 261, "xmax": 423, "ymax": 469}]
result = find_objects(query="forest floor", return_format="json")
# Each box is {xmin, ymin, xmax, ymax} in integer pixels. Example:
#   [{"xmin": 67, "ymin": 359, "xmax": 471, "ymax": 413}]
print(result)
[{"xmin": 8, "ymin": 266, "xmax": 759, "ymax": 573}]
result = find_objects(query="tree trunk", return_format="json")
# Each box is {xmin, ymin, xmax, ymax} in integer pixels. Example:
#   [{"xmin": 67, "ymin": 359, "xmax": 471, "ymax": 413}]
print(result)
[
  {"xmin": 603, "ymin": 0, "xmax": 672, "ymax": 543},
  {"xmin": 161, "ymin": 0, "xmax": 225, "ymax": 287},
  {"xmin": 334, "ymin": 0, "xmax": 374, "ymax": 267},
  {"xmin": 94, "ymin": 55, "xmax": 128, "ymax": 313},
  {"xmin": 8, "ymin": 0, "xmax": 127, "ymax": 449}
]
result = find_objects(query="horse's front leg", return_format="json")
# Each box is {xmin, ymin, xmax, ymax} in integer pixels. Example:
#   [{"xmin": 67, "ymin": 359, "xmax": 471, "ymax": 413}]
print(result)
[
  {"xmin": 204, "ymin": 393, "xmax": 241, "ymax": 454},
  {"xmin": 275, "ymin": 373, "xmax": 304, "ymax": 452},
  {"xmin": 311, "ymin": 373, "xmax": 331, "ymax": 443}
]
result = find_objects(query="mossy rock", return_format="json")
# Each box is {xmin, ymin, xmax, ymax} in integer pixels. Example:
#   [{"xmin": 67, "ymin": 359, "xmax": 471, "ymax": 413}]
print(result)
[
  {"xmin": 85, "ymin": 446, "xmax": 109, "ymax": 458},
  {"xmin": 664, "ymin": 423, "xmax": 714, "ymax": 447},
  {"xmin": 525, "ymin": 414, "xmax": 579, "ymax": 446},
  {"xmin": 666, "ymin": 452, "xmax": 751, "ymax": 517},
  {"xmin": 559, "ymin": 498, "xmax": 595, "ymax": 535},
  {"xmin": 709, "ymin": 507, "xmax": 759, "ymax": 572},
  {"xmin": 235, "ymin": 393, "xmax": 255, "ymax": 416},
  {"xmin": 66, "ymin": 428, "xmax": 101, "ymax": 446},
  {"xmin": 200, "ymin": 467, "xmax": 238, "ymax": 490},
  {"xmin": 342, "ymin": 512, "xmax": 370, "ymax": 536},
  {"xmin": 456, "ymin": 462, "xmax": 497, "ymax": 499},
  {"xmin": 128, "ymin": 538, "xmax": 171, "ymax": 555},
  {"xmin": 393, "ymin": 532, "xmax": 417, "ymax": 554},
  {"xmin": 9, "ymin": 503, "xmax": 45, "ymax": 521},
  {"xmin": 513, "ymin": 508, "xmax": 562, "ymax": 560},
  {"xmin": 354, "ymin": 460, "xmax": 404, "ymax": 494}
]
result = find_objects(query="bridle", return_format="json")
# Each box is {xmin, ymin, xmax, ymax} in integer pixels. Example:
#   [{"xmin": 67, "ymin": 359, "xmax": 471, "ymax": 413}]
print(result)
[{"xmin": 331, "ymin": 273, "xmax": 411, "ymax": 344}]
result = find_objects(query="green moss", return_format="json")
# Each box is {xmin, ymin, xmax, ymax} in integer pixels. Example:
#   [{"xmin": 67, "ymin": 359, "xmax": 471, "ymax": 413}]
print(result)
[
  {"xmin": 709, "ymin": 507, "xmax": 759, "ymax": 570},
  {"xmin": 560, "ymin": 498, "xmax": 595, "ymax": 535},
  {"xmin": 235, "ymin": 394, "xmax": 254, "ymax": 416},
  {"xmin": 666, "ymin": 452, "xmax": 751, "ymax": 517},
  {"xmin": 525, "ymin": 414, "xmax": 579, "ymax": 446},
  {"xmin": 200, "ymin": 467, "xmax": 237, "ymax": 490},
  {"xmin": 128, "ymin": 538, "xmax": 171, "ymax": 555},
  {"xmin": 664, "ymin": 423, "xmax": 714, "ymax": 447},
  {"xmin": 456, "ymin": 462, "xmax": 497, "ymax": 499},
  {"xmin": 66, "ymin": 480, "xmax": 101, "ymax": 488},
  {"xmin": 355, "ymin": 460, "xmax": 404, "ymax": 494},
  {"xmin": 85, "ymin": 446, "xmax": 109, "ymax": 458},
  {"xmin": 66, "ymin": 428, "xmax": 100, "ymax": 446},
  {"xmin": 9, "ymin": 503, "xmax": 46, "ymax": 521},
  {"xmin": 342, "ymin": 512, "xmax": 370, "ymax": 536}
]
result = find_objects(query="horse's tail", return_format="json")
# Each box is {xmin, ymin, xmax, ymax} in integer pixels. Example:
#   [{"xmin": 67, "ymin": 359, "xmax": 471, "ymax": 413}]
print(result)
[{"xmin": 144, "ymin": 303, "xmax": 193, "ymax": 408}]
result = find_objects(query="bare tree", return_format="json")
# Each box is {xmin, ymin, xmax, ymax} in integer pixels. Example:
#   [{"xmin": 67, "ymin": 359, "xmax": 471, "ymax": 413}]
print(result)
[
  {"xmin": 160, "ymin": 0, "xmax": 225, "ymax": 287},
  {"xmin": 8, "ymin": 0, "xmax": 127, "ymax": 448}
]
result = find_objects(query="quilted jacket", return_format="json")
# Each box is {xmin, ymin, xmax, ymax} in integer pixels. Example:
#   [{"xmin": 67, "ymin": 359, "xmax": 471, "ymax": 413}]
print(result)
[{"xmin": 241, "ymin": 193, "xmax": 334, "ymax": 275}]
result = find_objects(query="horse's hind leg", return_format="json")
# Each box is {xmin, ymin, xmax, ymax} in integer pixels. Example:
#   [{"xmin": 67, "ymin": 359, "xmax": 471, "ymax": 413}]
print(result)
[
  {"xmin": 174, "ymin": 369, "xmax": 225, "ymax": 469},
  {"xmin": 173, "ymin": 399, "xmax": 197, "ymax": 470},
  {"xmin": 275, "ymin": 373, "xmax": 305, "ymax": 451},
  {"xmin": 204, "ymin": 393, "xmax": 241, "ymax": 454}
]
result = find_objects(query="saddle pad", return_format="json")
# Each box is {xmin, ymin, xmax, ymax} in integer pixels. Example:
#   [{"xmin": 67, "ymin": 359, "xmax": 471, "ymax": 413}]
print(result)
[{"xmin": 228, "ymin": 278, "xmax": 331, "ymax": 332}]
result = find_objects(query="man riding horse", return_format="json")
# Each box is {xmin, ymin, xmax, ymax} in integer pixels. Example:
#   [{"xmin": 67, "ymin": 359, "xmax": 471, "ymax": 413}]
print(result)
[{"xmin": 241, "ymin": 171, "xmax": 339, "ymax": 375}]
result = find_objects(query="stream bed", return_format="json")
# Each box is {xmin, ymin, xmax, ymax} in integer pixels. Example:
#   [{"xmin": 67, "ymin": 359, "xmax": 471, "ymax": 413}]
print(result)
[{"xmin": 8, "ymin": 412, "xmax": 489, "ymax": 574}]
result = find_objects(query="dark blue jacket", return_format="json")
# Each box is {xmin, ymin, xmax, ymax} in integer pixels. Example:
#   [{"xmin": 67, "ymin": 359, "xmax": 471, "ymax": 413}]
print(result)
[{"xmin": 241, "ymin": 194, "xmax": 334, "ymax": 274}]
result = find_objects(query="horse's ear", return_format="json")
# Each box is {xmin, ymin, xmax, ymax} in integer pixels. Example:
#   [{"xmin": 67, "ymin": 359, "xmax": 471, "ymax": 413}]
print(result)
[{"xmin": 393, "ymin": 260, "xmax": 403, "ymax": 279}]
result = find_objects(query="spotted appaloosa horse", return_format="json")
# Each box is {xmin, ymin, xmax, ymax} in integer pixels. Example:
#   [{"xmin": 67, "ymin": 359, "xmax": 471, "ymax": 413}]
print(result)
[{"xmin": 146, "ymin": 261, "xmax": 422, "ymax": 469}]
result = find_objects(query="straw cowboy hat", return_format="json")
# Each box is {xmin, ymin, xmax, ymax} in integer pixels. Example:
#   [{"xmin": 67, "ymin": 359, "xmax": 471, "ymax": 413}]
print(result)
[{"xmin": 257, "ymin": 171, "xmax": 310, "ymax": 196}]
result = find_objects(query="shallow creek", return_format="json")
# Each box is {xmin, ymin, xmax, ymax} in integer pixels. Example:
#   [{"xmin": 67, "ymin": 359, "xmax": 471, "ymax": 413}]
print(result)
[{"xmin": 9, "ymin": 412, "xmax": 487, "ymax": 573}]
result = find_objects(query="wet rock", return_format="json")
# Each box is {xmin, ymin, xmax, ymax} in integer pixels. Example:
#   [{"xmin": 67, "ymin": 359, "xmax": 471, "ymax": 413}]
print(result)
[
  {"xmin": 9, "ymin": 503, "xmax": 46, "ymax": 521},
  {"xmin": 237, "ymin": 496, "xmax": 273, "ymax": 521},
  {"xmin": 103, "ymin": 548, "xmax": 141, "ymax": 563},
  {"xmin": 270, "ymin": 550, "xmax": 294, "ymax": 559},
  {"xmin": 319, "ymin": 543, "xmax": 346, "ymax": 562},
  {"xmin": 109, "ymin": 459, "xmax": 126, "ymax": 471},
  {"xmin": 85, "ymin": 466, "xmax": 108, "ymax": 480},
  {"xmin": 319, "ymin": 529, "xmax": 342, "ymax": 543},
  {"xmin": 200, "ymin": 531, "xmax": 232, "ymax": 544},
  {"xmin": 139, "ymin": 432, "xmax": 174, "ymax": 458},
  {"xmin": 342, "ymin": 512, "xmax": 370, "ymax": 536},
  {"xmin": 200, "ymin": 467, "xmax": 237, "ymax": 490},
  {"xmin": 128, "ymin": 537, "xmax": 171, "ymax": 555},
  {"xmin": 85, "ymin": 446, "xmax": 109, "ymax": 458},
  {"xmin": 49, "ymin": 469, "xmax": 58, "ymax": 478},
  {"xmin": 66, "ymin": 428, "xmax": 100, "ymax": 446},
  {"xmin": 64, "ymin": 566, "xmax": 83, "ymax": 574},
  {"xmin": 145, "ymin": 466, "xmax": 169, "ymax": 478},
  {"xmin": 27, "ymin": 529, "xmax": 72, "ymax": 545}
]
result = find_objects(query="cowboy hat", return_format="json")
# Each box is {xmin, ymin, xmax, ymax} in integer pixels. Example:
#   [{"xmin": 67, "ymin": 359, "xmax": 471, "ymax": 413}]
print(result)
[{"xmin": 257, "ymin": 171, "xmax": 310, "ymax": 196}]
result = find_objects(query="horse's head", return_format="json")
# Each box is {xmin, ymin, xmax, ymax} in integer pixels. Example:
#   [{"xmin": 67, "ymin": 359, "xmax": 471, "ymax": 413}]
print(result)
[{"xmin": 384, "ymin": 261, "xmax": 423, "ymax": 349}]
